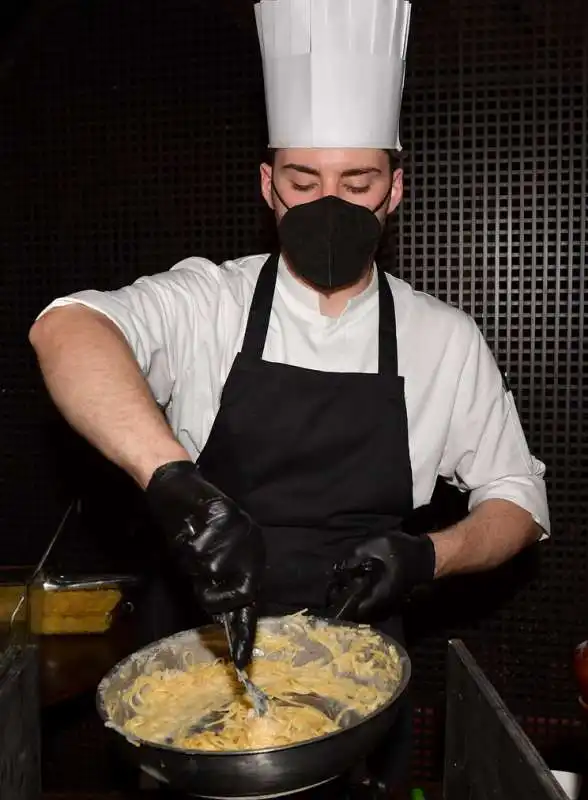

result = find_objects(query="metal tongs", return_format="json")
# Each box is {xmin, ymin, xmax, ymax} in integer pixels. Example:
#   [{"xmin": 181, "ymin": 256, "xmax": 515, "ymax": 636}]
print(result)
[
  {"xmin": 189, "ymin": 561, "xmax": 378, "ymax": 733},
  {"xmin": 220, "ymin": 612, "xmax": 270, "ymax": 717},
  {"xmin": 233, "ymin": 558, "xmax": 379, "ymax": 717},
  {"xmin": 324, "ymin": 557, "xmax": 380, "ymax": 621}
]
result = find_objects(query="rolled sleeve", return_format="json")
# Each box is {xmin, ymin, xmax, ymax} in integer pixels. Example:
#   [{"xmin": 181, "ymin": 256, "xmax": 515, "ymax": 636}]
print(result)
[
  {"xmin": 38, "ymin": 287, "xmax": 163, "ymax": 375},
  {"xmin": 440, "ymin": 318, "xmax": 550, "ymax": 537},
  {"xmin": 35, "ymin": 258, "xmax": 218, "ymax": 408}
]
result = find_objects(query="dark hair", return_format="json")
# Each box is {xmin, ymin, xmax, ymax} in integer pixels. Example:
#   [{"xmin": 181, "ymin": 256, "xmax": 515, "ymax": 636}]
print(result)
[{"xmin": 264, "ymin": 147, "xmax": 404, "ymax": 172}]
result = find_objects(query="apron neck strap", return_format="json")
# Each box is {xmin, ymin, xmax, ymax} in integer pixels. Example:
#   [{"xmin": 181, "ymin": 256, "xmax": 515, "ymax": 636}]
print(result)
[
  {"xmin": 240, "ymin": 252, "xmax": 281, "ymax": 360},
  {"xmin": 240, "ymin": 253, "xmax": 399, "ymax": 377},
  {"xmin": 377, "ymin": 266, "xmax": 399, "ymax": 376}
]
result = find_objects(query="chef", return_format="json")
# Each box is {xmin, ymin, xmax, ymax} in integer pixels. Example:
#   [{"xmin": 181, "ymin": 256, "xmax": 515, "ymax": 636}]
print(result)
[{"xmin": 29, "ymin": 0, "xmax": 549, "ymax": 794}]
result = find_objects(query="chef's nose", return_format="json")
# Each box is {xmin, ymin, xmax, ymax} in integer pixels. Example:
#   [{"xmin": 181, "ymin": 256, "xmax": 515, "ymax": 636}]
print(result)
[{"xmin": 314, "ymin": 174, "xmax": 341, "ymax": 199}]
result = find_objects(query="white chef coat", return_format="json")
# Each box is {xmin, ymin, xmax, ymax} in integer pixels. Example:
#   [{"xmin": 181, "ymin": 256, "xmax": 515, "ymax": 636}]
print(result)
[{"xmin": 40, "ymin": 253, "xmax": 550, "ymax": 535}]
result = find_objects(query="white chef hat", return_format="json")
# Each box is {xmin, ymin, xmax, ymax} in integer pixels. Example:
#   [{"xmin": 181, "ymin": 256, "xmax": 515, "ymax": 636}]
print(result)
[{"xmin": 254, "ymin": 0, "xmax": 412, "ymax": 150}]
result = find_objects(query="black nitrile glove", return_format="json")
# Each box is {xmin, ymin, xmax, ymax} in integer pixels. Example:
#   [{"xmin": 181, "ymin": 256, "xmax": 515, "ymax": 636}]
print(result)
[
  {"xmin": 331, "ymin": 531, "xmax": 436, "ymax": 621},
  {"xmin": 146, "ymin": 460, "xmax": 265, "ymax": 669}
]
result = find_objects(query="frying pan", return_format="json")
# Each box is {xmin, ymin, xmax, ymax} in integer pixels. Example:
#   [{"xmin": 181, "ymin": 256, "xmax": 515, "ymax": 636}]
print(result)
[{"xmin": 96, "ymin": 569, "xmax": 411, "ymax": 799}]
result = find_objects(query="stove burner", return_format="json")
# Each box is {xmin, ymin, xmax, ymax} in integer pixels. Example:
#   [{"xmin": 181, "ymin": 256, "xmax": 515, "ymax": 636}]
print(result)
[{"xmin": 156, "ymin": 774, "xmax": 394, "ymax": 800}]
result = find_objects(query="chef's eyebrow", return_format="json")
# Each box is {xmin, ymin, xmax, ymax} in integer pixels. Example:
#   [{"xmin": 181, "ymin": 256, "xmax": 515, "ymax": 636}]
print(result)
[{"xmin": 281, "ymin": 163, "xmax": 382, "ymax": 178}]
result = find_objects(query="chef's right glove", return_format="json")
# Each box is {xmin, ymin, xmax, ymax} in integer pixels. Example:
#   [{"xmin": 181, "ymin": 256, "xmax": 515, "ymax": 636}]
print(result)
[{"xmin": 145, "ymin": 460, "xmax": 265, "ymax": 669}]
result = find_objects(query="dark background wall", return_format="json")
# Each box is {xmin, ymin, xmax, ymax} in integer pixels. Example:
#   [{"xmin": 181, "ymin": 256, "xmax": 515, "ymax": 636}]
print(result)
[{"xmin": 0, "ymin": 0, "xmax": 587, "ymax": 787}]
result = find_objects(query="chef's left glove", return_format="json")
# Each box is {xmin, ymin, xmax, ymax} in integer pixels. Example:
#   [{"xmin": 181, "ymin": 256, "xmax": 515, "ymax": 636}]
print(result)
[{"xmin": 332, "ymin": 532, "xmax": 436, "ymax": 620}]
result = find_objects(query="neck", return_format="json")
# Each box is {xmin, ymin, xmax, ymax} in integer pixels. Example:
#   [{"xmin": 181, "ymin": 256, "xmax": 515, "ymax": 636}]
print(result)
[{"xmin": 284, "ymin": 258, "xmax": 374, "ymax": 318}]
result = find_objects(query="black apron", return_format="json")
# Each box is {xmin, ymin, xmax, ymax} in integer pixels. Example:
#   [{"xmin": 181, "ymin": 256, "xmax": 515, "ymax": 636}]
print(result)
[
  {"xmin": 198, "ymin": 253, "xmax": 413, "ymax": 628},
  {"xmin": 196, "ymin": 252, "xmax": 415, "ymax": 789}
]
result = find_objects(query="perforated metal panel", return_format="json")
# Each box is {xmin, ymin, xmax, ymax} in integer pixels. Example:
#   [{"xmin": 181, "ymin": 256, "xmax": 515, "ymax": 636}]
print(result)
[
  {"xmin": 0, "ymin": 0, "xmax": 270, "ymax": 565},
  {"xmin": 400, "ymin": 0, "xmax": 588, "ymax": 717},
  {"xmin": 398, "ymin": 0, "xmax": 588, "ymax": 777},
  {"xmin": 0, "ymin": 0, "xmax": 587, "ymax": 788}
]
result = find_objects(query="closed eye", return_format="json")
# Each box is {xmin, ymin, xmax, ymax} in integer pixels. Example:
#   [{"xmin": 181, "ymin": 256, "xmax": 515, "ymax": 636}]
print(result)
[{"xmin": 291, "ymin": 182, "xmax": 317, "ymax": 192}]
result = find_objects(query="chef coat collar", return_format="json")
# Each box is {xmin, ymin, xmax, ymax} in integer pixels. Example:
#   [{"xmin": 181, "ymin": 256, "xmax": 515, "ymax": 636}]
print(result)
[{"xmin": 277, "ymin": 254, "xmax": 379, "ymax": 319}]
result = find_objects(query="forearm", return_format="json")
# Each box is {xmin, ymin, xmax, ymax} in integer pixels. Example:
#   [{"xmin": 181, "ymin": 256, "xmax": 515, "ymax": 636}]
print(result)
[
  {"xmin": 429, "ymin": 499, "xmax": 541, "ymax": 579},
  {"xmin": 29, "ymin": 305, "xmax": 190, "ymax": 488}
]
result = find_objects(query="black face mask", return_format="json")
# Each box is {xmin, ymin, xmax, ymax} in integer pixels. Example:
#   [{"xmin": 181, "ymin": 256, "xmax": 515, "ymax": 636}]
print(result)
[{"xmin": 273, "ymin": 186, "xmax": 391, "ymax": 290}]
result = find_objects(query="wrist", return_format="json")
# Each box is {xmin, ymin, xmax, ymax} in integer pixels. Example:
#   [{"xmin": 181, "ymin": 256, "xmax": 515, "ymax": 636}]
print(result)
[
  {"xmin": 415, "ymin": 533, "xmax": 436, "ymax": 584},
  {"xmin": 129, "ymin": 444, "xmax": 193, "ymax": 490},
  {"xmin": 427, "ymin": 526, "xmax": 461, "ymax": 579}
]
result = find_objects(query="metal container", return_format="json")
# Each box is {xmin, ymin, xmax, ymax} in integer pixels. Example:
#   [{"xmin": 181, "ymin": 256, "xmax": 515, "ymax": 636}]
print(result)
[
  {"xmin": 97, "ymin": 615, "xmax": 411, "ymax": 799},
  {"xmin": 29, "ymin": 573, "xmax": 139, "ymax": 635}
]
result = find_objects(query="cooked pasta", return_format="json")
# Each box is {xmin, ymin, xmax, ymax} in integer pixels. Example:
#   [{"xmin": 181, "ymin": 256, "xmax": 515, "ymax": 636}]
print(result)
[{"xmin": 112, "ymin": 614, "xmax": 402, "ymax": 752}]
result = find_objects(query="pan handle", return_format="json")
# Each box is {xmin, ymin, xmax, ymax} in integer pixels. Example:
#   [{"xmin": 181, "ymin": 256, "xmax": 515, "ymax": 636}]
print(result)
[{"xmin": 324, "ymin": 558, "xmax": 381, "ymax": 621}]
